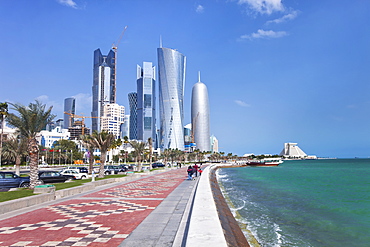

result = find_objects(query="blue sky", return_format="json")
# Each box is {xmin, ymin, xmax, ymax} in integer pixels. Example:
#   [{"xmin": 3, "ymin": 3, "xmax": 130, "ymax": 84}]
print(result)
[{"xmin": 1, "ymin": 0, "xmax": 370, "ymax": 158}]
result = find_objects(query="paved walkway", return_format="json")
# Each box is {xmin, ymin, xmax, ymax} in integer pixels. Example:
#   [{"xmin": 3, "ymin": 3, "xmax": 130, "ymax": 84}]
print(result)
[{"xmin": 0, "ymin": 168, "xmax": 197, "ymax": 247}]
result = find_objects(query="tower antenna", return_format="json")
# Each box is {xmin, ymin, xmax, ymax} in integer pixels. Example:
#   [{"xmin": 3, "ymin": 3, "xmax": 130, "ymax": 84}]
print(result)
[{"xmin": 160, "ymin": 35, "xmax": 163, "ymax": 48}]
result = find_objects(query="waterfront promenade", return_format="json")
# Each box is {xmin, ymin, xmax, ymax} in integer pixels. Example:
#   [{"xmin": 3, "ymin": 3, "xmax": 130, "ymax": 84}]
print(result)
[{"xmin": 0, "ymin": 164, "xmax": 248, "ymax": 246}]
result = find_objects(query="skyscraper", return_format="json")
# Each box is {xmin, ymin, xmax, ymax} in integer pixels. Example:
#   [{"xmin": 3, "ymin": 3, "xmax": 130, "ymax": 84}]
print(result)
[
  {"xmin": 64, "ymin": 97, "xmax": 76, "ymax": 129},
  {"xmin": 137, "ymin": 62, "xmax": 156, "ymax": 144},
  {"xmin": 157, "ymin": 47, "xmax": 186, "ymax": 150},
  {"xmin": 191, "ymin": 72, "xmax": 210, "ymax": 151},
  {"xmin": 101, "ymin": 103, "xmax": 125, "ymax": 139},
  {"xmin": 91, "ymin": 48, "xmax": 116, "ymax": 132},
  {"xmin": 128, "ymin": 92, "xmax": 138, "ymax": 140},
  {"xmin": 210, "ymin": 135, "xmax": 218, "ymax": 153}
]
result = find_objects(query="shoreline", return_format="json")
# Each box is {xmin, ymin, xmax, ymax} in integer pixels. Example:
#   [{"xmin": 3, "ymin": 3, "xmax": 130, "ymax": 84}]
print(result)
[{"xmin": 209, "ymin": 163, "xmax": 260, "ymax": 247}]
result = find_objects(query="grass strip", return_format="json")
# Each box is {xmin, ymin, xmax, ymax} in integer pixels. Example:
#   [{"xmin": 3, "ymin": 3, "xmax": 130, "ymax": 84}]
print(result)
[{"xmin": 0, "ymin": 189, "xmax": 35, "ymax": 203}]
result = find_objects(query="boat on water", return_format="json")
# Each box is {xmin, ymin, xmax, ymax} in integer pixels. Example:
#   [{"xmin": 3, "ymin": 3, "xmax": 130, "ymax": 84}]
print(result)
[{"xmin": 247, "ymin": 158, "xmax": 283, "ymax": 166}]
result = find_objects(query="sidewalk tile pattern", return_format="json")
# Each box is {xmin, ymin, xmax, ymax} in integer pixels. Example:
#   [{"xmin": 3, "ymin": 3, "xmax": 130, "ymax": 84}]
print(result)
[{"xmin": 0, "ymin": 169, "xmax": 187, "ymax": 247}]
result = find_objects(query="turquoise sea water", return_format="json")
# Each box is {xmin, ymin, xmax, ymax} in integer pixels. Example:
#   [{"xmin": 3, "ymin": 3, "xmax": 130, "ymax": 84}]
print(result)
[{"xmin": 217, "ymin": 159, "xmax": 370, "ymax": 247}]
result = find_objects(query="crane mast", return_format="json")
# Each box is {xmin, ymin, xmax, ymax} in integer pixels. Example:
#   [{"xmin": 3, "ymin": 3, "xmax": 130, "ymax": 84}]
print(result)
[{"xmin": 111, "ymin": 26, "xmax": 128, "ymax": 103}]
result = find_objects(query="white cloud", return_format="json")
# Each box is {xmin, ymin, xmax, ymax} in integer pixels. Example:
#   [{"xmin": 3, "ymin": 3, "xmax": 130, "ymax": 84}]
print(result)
[
  {"xmin": 56, "ymin": 0, "xmax": 78, "ymax": 9},
  {"xmin": 346, "ymin": 104, "xmax": 356, "ymax": 109},
  {"xmin": 266, "ymin": 10, "xmax": 299, "ymax": 24},
  {"xmin": 196, "ymin": 4, "xmax": 204, "ymax": 13},
  {"xmin": 239, "ymin": 29, "xmax": 287, "ymax": 40},
  {"xmin": 35, "ymin": 95, "xmax": 63, "ymax": 115},
  {"xmin": 238, "ymin": 0, "xmax": 284, "ymax": 15},
  {"xmin": 72, "ymin": 93, "xmax": 92, "ymax": 115},
  {"xmin": 235, "ymin": 100, "xmax": 251, "ymax": 107}
]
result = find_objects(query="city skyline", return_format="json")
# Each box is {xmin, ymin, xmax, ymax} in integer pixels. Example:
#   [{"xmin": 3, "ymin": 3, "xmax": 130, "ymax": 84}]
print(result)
[{"xmin": 1, "ymin": 1, "xmax": 370, "ymax": 157}]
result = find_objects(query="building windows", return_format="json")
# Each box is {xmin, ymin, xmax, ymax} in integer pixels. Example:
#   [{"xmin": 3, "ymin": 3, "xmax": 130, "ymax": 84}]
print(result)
[
  {"xmin": 144, "ymin": 94, "xmax": 151, "ymax": 108},
  {"xmin": 144, "ymin": 117, "xmax": 151, "ymax": 130}
]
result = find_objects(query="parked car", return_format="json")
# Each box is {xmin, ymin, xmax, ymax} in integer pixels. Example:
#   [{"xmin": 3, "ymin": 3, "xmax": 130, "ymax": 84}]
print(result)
[
  {"xmin": 38, "ymin": 171, "xmax": 75, "ymax": 184},
  {"xmin": 66, "ymin": 166, "xmax": 88, "ymax": 173},
  {"xmin": 117, "ymin": 165, "xmax": 128, "ymax": 172},
  {"xmin": 0, "ymin": 172, "xmax": 30, "ymax": 189},
  {"xmin": 60, "ymin": 169, "xmax": 88, "ymax": 179},
  {"xmin": 103, "ymin": 165, "xmax": 120, "ymax": 175},
  {"xmin": 151, "ymin": 162, "xmax": 165, "ymax": 168}
]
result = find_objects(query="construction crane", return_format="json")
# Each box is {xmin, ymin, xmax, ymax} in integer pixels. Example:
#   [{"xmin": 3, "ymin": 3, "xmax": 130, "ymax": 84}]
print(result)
[
  {"xmin": 64, "ymin": 111, "xmax": 101, "ymax": 132},
  {"xmin": 111, "ymin": 26, "xmax": 128, "ymax": 103}
]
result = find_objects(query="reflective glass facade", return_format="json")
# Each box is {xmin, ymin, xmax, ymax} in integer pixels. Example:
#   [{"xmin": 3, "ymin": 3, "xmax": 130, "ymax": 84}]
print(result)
[
  {"xmin": 64, "ymin": 97, "xmax": 75, "ymax": 129},
  {"xmin": 157, "ymin": 47, "xmax": 186, "ymax": 150},
  {"xmin": 128, "ymin": 92, "xmax": 138, "ymax": 140},
  {"xmin": 91, "ymin": 49, "xmax": 116, "ymax": 131},
  {"xmin": 191, "ymin": 78, "xmax": 210, "ymax": 151},
  {"xmin": 137, "ymin": 62, "xmax": 156, "ymax": 144}
]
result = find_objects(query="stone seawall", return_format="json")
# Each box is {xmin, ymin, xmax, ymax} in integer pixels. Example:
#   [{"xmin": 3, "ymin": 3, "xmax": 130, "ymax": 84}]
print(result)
[{"xmin": 209, "ymin": 164, "xmax": 250, "ymax": 247}]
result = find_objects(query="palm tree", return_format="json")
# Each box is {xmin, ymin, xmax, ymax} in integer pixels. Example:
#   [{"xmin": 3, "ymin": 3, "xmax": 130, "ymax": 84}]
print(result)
[
  {"xmin": 0, "ymin": 102, "xmax": 8, "ymax": 167},
  {"xmin": 80, "ymin": 134, "xmax": 95, "ymax": 174},
  {"xmin": 88, "ymin": 130, "xmax": 115, "ymax": 178},
  {"xmin": 2, "ymin": 136, "xmax": 27, "ymax": 175},
  {"xmin": 147, "ymin": 137, "xmax": 153, "ymax": 169},
  {"xmin": 7, "ymin": 101, "xmax": 55, "ymax": 189},
  {"xmin": 129, "ymin": 140, "xmax": 146, "ymax": 171},
  {"xmin": 161, "ymin": 148, "xmax": 171, "ymax": 166}
]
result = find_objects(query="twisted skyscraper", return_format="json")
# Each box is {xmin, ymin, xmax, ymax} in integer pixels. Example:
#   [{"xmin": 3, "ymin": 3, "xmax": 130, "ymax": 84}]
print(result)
[
  {"xmin": 191, "ymin": 73, "xmax": 210, "ymax": 151},
  {"xmin": 157, "ymin": 46, "xmax": 186, "ymax": 150}
]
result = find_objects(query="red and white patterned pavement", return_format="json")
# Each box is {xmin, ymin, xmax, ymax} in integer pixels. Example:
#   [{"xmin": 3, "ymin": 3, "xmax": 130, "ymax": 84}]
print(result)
[{"xmin": 0, "ymin": 168, "xmax": 187, "ymax": 247}]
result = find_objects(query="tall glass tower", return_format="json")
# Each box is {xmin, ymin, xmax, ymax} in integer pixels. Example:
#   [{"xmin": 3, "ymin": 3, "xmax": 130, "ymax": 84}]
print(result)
[
  {"xmin": 91, "ymin": 49, "xmax": 116, "ymax": 132},
  {"xmin": 191, "ymin": 73, "xmax": 210, "ymax": 151},
  {"xmin": 157, "ymin": 47, "xmax": 186, "ymax": 150},
  {"xmin": 137, "ymin": 62, "xmax": 156, "ymax": 144},
  {"xmin": 64, "ymin": 97, "xmax": 76, "ymax": 129},
  {"xmin": 128, "ymin": 92, "xmax": 138, "ymax": 140}
]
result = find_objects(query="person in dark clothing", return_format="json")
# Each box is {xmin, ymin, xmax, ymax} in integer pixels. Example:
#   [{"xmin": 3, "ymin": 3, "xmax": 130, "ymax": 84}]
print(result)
[{"xmin": 187, "ymin": 165, "xmax": 194, "ymax": 180}]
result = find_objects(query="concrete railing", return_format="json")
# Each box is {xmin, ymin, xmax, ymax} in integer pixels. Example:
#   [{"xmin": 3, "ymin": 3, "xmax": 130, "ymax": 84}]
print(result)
[
  {"xmin": 186, "ymin": 164, "xmax": 250, "ymax": 247},
  {"xmin": 186, "ymin": 165, "xmax": 228, "ymax": 246},
  {"xmin": 0, "ymin": 193, "xmax": 55, "ymax": 215}
]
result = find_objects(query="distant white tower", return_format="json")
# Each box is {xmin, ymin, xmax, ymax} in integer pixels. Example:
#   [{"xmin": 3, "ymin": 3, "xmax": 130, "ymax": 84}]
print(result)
[{"xmin": 191, "ymin": 72, "xmax": 210, "ymax": 151}]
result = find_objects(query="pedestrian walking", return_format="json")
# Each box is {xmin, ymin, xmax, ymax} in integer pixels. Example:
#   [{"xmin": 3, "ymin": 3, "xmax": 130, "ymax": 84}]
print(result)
[
  {"xmin": 199, "ymin": 168, "xmax": 203, "ymax": 176},
  {"xmin": 193, "ymin": 164, "xmax": 199, "ymax": 177},
  {"xmin": 187, "ymin": 165, "xmax": 194, "ymax": 180}
]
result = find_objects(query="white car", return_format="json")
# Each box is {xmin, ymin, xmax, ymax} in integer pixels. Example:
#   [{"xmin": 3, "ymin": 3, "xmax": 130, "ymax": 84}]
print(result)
[{"xmin": 60, "ymin": 169, "xmax": 87, "ymax": 179}]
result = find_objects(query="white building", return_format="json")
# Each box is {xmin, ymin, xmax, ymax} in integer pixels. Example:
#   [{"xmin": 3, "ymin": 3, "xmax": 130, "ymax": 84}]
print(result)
[
  {"xmin": 101, "ymin": 103, "xmax": 125, "ymax": 139},
  {"xmin": 210, "ymin": 135, "xmax": 219, "ymax": 153},
  {"xmin": 1, "ymin": 123, "xmax": 17, "ymax": 139},
  {"xmin": 36, "ymin": 126, "xmax": 70, "ymax": 148},
  {"xmin": 279, "ymin": 143, "xmax": 307, "ymax": 158}
]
